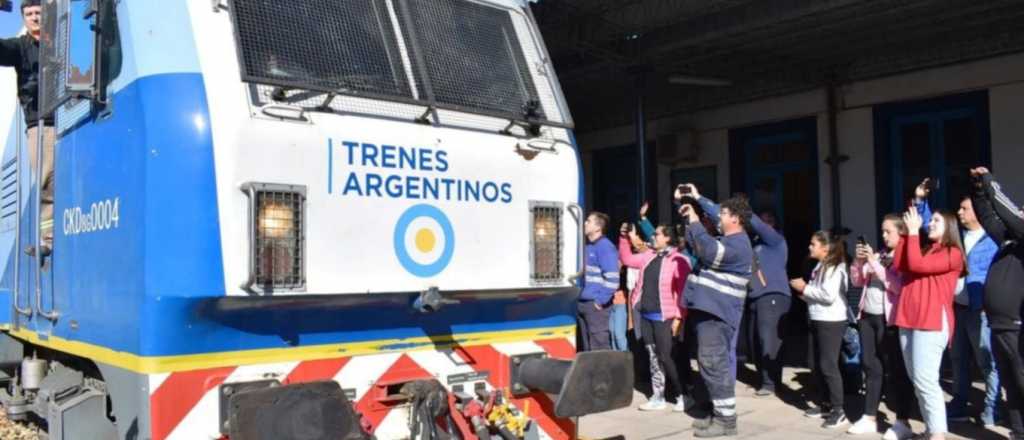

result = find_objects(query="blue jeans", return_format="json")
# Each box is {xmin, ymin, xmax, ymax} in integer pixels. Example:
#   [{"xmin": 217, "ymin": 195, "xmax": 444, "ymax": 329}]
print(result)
[
  {"xmin": 949, "ymin": 306, "xmax": 1000, "ymax": 419},
  {"xmin": 901, "ymin": 314, "xmax": 950, "ymax": 434},
  {"xmin": 609, "ymin": 304, "xmax": 629, "ymax": 352}
]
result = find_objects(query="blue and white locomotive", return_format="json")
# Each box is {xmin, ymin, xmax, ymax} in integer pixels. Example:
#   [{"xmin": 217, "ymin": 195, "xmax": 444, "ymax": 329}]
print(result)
[{"xmin": 0, "ymin": 1, "xmax": 632, "ymax": 439}]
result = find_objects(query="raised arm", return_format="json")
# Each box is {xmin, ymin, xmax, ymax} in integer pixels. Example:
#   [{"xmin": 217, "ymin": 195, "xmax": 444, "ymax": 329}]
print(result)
[
  {"xmin": 914, "ymin": 199, "xmax": 933, "ymax": 236},
  {"xmin": 750, "ymin": 214, "xmax": 785, "ymax": 247},
  {"xmin": 973, "ymin": 181, "xmax": 1008, "ymax": 244},
  {"xmin": 637, "ymin": 217, "xmax": 656, "ymax": 242},
  {"xmin": 618, "ymin": 236, "xmax": 647, "ymax": 269},
  {"xmin": 698, "ymin": 196, "xmax": 721, "ymax": 221},
  {"xmin": 981, "ymin": 174, "xmax": 1024, "ymax": 240}
]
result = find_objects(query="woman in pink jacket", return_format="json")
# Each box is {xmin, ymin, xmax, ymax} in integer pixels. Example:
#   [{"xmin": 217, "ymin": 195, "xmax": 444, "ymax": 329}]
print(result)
[
  {"xmin": 847, "ymin": 214, "xmax": 916, "ymax": 439},
  {"xmin": 618, "ymin": 222, "xmax": 692, "ymax": 412}
]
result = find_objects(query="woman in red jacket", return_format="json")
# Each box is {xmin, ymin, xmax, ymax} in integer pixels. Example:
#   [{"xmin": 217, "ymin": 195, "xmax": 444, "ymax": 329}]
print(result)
[{"xmin": 892, "ymin": 206, "xmax": 966, "ymax": 440}]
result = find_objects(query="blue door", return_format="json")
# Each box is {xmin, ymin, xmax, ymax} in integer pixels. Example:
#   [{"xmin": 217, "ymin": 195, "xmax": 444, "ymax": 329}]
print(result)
[{"xmin": 730, "ymin": 117, "xmax": 820, "ymax": 277}]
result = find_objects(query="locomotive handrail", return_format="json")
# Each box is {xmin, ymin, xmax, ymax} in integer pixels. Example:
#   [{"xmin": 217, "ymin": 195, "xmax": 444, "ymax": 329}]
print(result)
[
  {"xmin": 239, "ymin": 184, "xmax": 258, "ymax": 292},
  {"xmin": 35, "ymin": 120, "xmax": 58, "ymax": 321},
  {"xmin": 566, "ymin": 203, "xmax": 584, "ymax": 284},
  {"xmin": 13, "ymin": 115, "xmax": 31, "ymax": 319}
]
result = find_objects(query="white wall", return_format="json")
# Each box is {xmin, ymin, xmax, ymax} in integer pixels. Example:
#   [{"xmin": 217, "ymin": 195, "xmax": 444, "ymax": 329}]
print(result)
[
  {"xmin": 575, "ymin": 52, "xmax": 1024, "ymax": 242},
  {"xmin": 989, "ymin": 81, "xmax": 1024, "ymax": 200}
]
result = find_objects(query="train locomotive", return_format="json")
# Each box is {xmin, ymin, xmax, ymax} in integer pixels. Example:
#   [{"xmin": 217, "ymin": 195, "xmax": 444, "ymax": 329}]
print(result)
[{"xmin": 0, "ymin": 0, "xmax": 632, "ymax": 439}]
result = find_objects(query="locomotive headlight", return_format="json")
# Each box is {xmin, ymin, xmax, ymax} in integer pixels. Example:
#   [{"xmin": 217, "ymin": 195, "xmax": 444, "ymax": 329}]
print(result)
[
  {"xmin": 258, "ymin": 201, "xmax": 294, "ymax": 239},
  {"xmin": 242, "ymin": 183, "xmax": 307, "ymax": 293},
  {"xmin": 530, "ymin": 202, "xmax": 562, "ymax": 284}
]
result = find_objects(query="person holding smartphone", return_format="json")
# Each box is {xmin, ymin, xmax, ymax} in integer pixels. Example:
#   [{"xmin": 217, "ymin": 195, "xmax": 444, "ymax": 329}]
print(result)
[
  {"xmin": 682, "ymin": 183, "xmax": 791, "ymax": 398},
  {"xmin": 847, "ymin": 218, "xmax": 918, "ymax": 439},
  {"xmin": 790, "ymin": 231, "xmax": 850, "ymax": 429},
  {"xmin": 678, "ymin": 196, "xmax": 753, "ymax": 437},
  {"xmin": 618, "ymin": 221, "xmax": 692, "ymax": 412},
  {"xmin": 971, "ymin": 167, "xmax": 1024, "ymax": 439}
]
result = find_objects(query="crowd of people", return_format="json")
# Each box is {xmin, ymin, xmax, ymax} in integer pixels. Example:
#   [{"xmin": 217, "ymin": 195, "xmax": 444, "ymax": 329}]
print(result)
[{"xmin": 576, "ymin": 167, "xmax": 1024, "ymax": 440}]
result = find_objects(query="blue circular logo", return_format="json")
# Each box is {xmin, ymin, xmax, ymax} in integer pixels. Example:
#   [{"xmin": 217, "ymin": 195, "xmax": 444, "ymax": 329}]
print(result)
[{"xmin": 393, "ymin": 204, "xmax": 455, "ymax": 277}]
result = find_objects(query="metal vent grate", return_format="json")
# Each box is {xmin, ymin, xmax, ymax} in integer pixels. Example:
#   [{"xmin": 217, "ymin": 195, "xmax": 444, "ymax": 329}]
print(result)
[
  {"xmin": 248, "ymin": 185, "xmax": 306, "ymax": 292},
  {"xmin": 229, "ymin": 0, "xmax": 560, "ymax": 127},
  {"xmin": 231, "ymin": 0, "xmax": 413, "ymax": 99},
  {"xmin": 0, "ymin": 157, "xmax": 17, "ymax": 232},
  {"xmin": 530, "ymin": 202, "xmax": 562, "ymax": 283},
  {"xmin": 396, "ymin": 0, "xmax": 546, "ymax": 120}
]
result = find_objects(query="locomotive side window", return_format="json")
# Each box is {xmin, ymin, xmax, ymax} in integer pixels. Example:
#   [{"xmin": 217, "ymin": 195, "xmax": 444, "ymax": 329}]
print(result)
[
  {"xmin": 39, "ymin": 0, "xmax": 121, "ymax": 116},
  {"xmin": 66, "ymin": 0, "xmax": 96, "ymax": 93}
]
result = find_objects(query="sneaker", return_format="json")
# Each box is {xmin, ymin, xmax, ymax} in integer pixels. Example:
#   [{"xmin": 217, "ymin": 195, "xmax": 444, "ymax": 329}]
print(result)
[
  {"xmin": 754, "ymin": 388, "xmax": 774, "ymax": 397},
  {"xmin": 804, "ymin": 406, "xmax": 827, "ymax": 418},
  {"xmin": 639, "ymin": 399, "xmax": 667, "ymax": 411},
  {"xmin": 673, "ymin": 396, "xmax": 693, "ymax": 413},
  {"xmin": 822, "ymin": 410, "xmax": 849, "ymax": 429},
  {"xmin": 980, "ymin": 408, "xmax": 996, "ymax": 428},
  {"xmin": 882, "ymin": 420, "xmax": 914, "ymax": 440},
  {"xmin": 846, "ymin": 417, "xmax": 877, "ymax": 435}
]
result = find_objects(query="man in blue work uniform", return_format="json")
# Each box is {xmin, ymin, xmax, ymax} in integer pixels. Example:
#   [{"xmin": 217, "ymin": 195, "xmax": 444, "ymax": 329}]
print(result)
[
  {"xmin": 688, "ymin": 184, "xmax": 790, "ymax": 397},
  {"xmin": 578, "ymin": 211, "xmax": 619, "ymax": 351},
  {"xmin": 681, "ymin": 195, "xmax": 754, "ymax": 437}
]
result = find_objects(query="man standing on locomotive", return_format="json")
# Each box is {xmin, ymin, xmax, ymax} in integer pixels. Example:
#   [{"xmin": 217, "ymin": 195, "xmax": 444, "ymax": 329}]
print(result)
[{"xmin": 0, "ymin": 0, "xmax": 55, "ymax": 257}]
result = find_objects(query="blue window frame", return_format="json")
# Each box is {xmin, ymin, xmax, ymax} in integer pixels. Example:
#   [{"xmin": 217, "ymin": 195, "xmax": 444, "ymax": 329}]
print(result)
[
  {"xmin": 873, "ymin": 91, "xmax": 991, "ymax": 219},
  {"xmin": 729, "ymin": 117, "xmax": 820, "ymax": 276}
]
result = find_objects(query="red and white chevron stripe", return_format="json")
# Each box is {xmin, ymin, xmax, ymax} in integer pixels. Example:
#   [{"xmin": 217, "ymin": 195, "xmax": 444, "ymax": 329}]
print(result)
[{"xmin": 148, "ymin": 337, "xmax": 577, "ymax": 440}]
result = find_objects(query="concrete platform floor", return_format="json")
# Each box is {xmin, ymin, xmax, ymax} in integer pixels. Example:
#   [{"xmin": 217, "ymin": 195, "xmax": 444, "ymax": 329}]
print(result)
[{"xmin": 579, "ymin": 366, "xmax": 1012, "ymax": 440}]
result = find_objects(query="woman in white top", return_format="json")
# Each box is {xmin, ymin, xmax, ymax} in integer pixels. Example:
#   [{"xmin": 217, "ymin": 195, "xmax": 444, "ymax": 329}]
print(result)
[{"xmin": 791, "ymin": 230, "xmax": 850, "ymax": 429}]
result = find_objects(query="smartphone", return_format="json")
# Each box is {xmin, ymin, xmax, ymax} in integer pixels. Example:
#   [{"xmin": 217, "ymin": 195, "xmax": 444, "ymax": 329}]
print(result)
[
  {"xmin": 678, "ymin": 184, "xmax": 692, "ymax": 195},
  {"xmin": 857, "ymin": 235, "xmax": 867, "ymax": 247}
]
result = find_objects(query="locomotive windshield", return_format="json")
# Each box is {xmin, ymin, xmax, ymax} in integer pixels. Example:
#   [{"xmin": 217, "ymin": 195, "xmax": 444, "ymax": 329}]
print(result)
[{"xmin": 230, "ymin": 0, "xmax": 556, "ymax": 125}]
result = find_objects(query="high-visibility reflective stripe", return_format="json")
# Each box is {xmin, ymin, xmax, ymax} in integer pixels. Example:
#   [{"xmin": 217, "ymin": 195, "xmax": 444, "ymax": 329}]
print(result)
[
  {"xmin": 711, "ymin": 242, "xmax": 726, "ymax": 268},
  {"xmin": 703, "ymin": 269, "xmax": 750, "ymax": 287},
  {"xmin": 690, "ymin": 275, "xmax": 747, "ymax": 299}
]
